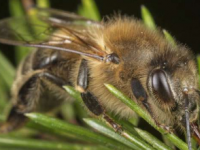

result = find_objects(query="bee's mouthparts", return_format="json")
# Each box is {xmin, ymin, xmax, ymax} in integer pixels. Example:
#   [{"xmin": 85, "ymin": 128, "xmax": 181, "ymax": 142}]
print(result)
[{"xmin": 191, "ymin": 123, "xmax": 200, "ymax": 145}]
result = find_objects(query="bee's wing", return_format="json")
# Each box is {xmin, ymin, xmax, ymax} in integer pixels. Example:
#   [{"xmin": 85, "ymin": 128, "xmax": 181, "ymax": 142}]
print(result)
[
  {"xmin": 37, "ymin": 7, "xmax": 101, "ymax": 27},
  {"xmin": 0, "ymin": 11, "xmax": 105, "ymax": 61}
]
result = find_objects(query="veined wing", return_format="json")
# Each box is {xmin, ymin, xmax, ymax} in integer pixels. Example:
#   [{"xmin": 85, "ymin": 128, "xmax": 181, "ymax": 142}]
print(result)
[
  {"xmin": 37, "ymin": 7, "xmax": 102, "ymax": 27},
  {"xmin": 0, "ymin": 10, "xmax": 106, "ymax": 61}
]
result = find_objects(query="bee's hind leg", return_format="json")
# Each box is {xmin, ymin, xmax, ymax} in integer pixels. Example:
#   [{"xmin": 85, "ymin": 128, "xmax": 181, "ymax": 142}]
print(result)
[
  {"xmin": 0, "ymin": 72, "xmax": 41, "ymax": 133},
  {"xmin": 0, "ymin": 106, "xmax": 28, "ymax": 133},
  {"xmin": 0, "ymin": 71, "xmax": 68, "ymax": 133},
  {"xmin": 76, "ymin": 59, "xmax": 122, "ymax": 132}
]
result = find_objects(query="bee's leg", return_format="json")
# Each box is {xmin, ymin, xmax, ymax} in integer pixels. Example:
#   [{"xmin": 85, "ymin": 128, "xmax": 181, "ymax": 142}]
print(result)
[
  {"xmin": 0, "ymin": 106, "xmax": 27, "ymax": 133},
  {"xmin": 132, "ymin": 78, "xmax": 157, "ymax": 118},
  {"xmin": 0, "ymin": 71, "xmax": 67, "ymax": 133},
  {"xmin": 76, "ymin": 59, "xmax": 122, "ymax": 132},
  {"xmin": 142, "ymin": 100, "xmax": 173, "ymax": 132},
  {"xmin": 141, "ymin": 101, "xmax": 174, "ymax": 132},
  {"xmin": 131, "ymin": 78, "xmax": 173, "ymax": 132}
]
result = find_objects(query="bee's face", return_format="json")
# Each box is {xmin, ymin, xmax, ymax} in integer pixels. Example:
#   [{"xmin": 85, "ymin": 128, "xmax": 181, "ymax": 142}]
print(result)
[{"xmin": 146, "ymin": 45, "xmax": 199, "ymax": 128}]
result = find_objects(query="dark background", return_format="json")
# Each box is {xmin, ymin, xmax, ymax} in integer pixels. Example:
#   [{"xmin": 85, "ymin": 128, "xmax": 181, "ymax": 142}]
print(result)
[{"xmin": 0, "ymin": 0, "xmax": 200, "ymax": 65}]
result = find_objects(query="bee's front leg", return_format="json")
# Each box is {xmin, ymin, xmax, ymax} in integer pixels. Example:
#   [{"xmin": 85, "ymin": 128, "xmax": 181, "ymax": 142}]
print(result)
[
  {"xmin": 131, "ymin": 78, "xmax": 173, "ymax": 133},
  {"xmin": 76, "ymin": 59, "xmax": 122, "ymax": 132}
]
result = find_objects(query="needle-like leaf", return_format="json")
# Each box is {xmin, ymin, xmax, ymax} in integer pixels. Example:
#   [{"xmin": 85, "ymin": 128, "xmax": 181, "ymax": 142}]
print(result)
[
  {"xmin": 26, "ymin": 113, "xmax": 132, "ymax": 150},
  {"xmin": 141, "ymin": 5, "xmax": 156, "ymax": 30},
  {"xmin": 0, "ymin": 136, "xmax": 107, "ymax": 150},
  {"xmin": 104, "ymin": 83, "xmax": 190, "ymax": 150},
  {"xmin": 84, "ymin": 118, "xmax": 156, "ymax": 150},
  {"xmin": 0, "ymin": 51, "xmax": 15, "ymax": 87},
  {"xmin": 78, "ymin": 0, "xmax": 101, "ymax": 21},
  {"xmin": 163, "ymin": 29, "xmax": 176, "ymax": 46},
  {"xmin": 134, "ymin": 128, "xmax": 171, "ymax": 150}
]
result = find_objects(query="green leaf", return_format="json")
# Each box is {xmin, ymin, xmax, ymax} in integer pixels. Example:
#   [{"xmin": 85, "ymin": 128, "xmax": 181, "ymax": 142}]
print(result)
[
  {"xmin": 162, "ymin": 136, "xmax": 176, "ymax": 150},
  {"xmin": 63, "ymin": 86, "xmax": 89, "ymax": 120},
  {"xmin": 36, "ymin": 0, "xmax": 50, "ymax": 8},
  {"xmin": 134, "ymin": 128, "xmax": 172, "ymax": 150},
  {"xmin": 111, "ymin": 115, "xmax": 139, "ymax": 136},
  {"xmin": 60, "ymin": 103, "xmax": 76, "ymax": 122},
  {"xmin": 141, "ymin": 6, "xmax": 176, "ymax": 47},
  {"xmin": 0, "ymin": 136, "xmax": 107, "ymax": 150},
  {"xmin": 0, "ymin": 79, "xmax": 8, "ymax": 120},
  {"xmin": 197, "ymin": 55, "xmax": 200, "ymax": 86},
  {"xmin": 78, "ymin": 0, "xmax": 101, "ymax": 21},
  {"xmin": 63, "ymin": 86, "xmax": 82, "ymax": 103},
  {"xmin": 163, "ymin": 29, "xmax": 176, "ymax": 46},
  {"xmin": 8, "ymin": 0, "xmax": 51, "ymax": 64},
  {"xmin": 0, "ymin": 80, "xmax": 7, "ymax": 102},
  {"xmin": 141, "ymin": 5, "xmax": 156, "ymax": 30},
  {"xmin": 0, "ymin": 51, "xmax": 15, "ymax": 87},
  {"xmin": 104, "ymin": 84, "xmax": 189, "ymax": 150},
  {"xmin": 84, "ymin": 118, "xmax": 155, "ymax": 150},
  {"xmin": 64, "ymin": 86, "xmax": 153, "ymax": 150},
  {"xmin": 104, "ymin": 84, "xmax": 152, "ymax": 125},
  {"xmin": 9, "ymin": 0, "xmax": 24, "ymax": 17},
  {"xmin": 26, "ymin": 113, "xmax": 132, "ymax": 150},
  {"xmin": 197, "ymin": 56, "xmax": 200, "ymax": 75},
  {"xmin": 9, "ymin": 0, "xmax": 32, "ymax": 63}
]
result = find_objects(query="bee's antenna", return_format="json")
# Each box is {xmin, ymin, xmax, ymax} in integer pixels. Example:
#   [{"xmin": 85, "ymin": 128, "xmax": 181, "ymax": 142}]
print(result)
[{"xmin": 183, "ymin": 88, "xmax": 192, "ymax": 150}]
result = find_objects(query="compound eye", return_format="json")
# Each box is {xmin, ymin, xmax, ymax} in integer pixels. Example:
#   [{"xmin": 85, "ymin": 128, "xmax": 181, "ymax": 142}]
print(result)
[{"xmin": 151, "ymin": 69, "xmax": 173, "ymax": 103}]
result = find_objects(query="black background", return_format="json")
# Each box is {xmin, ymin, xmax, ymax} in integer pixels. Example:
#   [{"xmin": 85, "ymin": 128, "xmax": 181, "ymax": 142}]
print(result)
[{"xmin": 0, "ymin": 0, "xmax": 200, "ymax": 65}]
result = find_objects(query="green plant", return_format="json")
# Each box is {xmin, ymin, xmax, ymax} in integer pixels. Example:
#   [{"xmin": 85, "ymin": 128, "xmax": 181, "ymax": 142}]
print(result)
[{"xmin": 0, "ymin": 1, "xmax": 199, "ymax": 150}]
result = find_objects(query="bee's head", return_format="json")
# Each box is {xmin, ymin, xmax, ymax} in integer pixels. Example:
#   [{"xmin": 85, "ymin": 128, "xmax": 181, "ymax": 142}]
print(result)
[
  {"xmin": 129, "ymin": 43, "xmax": 200, "ymax": 146},
  {"xmin": 148, "ymin": 68, "xmax": 199, "ymax": 124},
  {"xmin": 146, "ymin": 45, "xmax": 200, "ymax": 145}
]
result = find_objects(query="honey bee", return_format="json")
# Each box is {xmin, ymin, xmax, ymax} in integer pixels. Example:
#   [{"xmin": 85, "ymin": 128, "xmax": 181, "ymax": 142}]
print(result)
[{"xmin": 0, "ymin": 7, "xmax": 200, "ymax": 149}]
